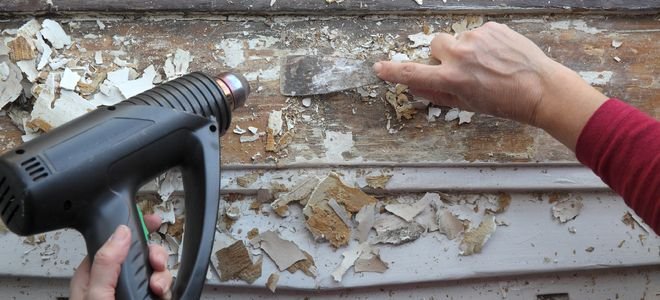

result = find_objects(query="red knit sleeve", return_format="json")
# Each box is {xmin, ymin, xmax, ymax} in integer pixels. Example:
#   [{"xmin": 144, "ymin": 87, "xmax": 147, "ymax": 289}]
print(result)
[{"xmin": 576, "ymin": 99, "xmax": 660, "ymax": 234}]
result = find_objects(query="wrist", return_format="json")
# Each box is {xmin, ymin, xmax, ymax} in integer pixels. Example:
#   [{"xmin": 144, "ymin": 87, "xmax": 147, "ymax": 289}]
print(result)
[{"xmin": 534, "ymin": 61, "xmax": 608, "ymax": 151}]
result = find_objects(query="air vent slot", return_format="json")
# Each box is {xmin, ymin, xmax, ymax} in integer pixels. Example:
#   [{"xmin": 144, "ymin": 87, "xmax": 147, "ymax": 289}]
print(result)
[
  {"xmin": 20, "ymin": 157, "xmax": 49, "ymax": 182},
  {"xmin": 0, "ymin": 177, "xmax": 11, "ymax": 210},
  {"xmin": 0, "ymin": 177, "xmax": 20, "ymax": 226}
]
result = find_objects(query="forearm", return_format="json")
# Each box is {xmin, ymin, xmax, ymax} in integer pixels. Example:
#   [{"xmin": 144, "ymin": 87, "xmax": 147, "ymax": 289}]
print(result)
[{"xmin": 574, "ymin": 99, "xmax": 660, "ymax": 233}]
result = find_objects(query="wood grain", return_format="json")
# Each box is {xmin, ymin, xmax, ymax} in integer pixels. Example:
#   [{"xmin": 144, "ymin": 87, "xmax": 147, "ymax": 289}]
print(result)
[
  {"xmin": 0, "ymin": 15, "xmax": 657, "ymax": 165},
  {"xmin": 2, "ymin": 0, "xmax": 659, "ymax": 15}
]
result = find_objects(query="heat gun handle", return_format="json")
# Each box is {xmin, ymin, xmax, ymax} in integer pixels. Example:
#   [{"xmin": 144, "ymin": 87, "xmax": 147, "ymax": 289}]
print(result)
[{"xmin": 82, "ymin": 191, "xmax": 155, "ymax": 300}]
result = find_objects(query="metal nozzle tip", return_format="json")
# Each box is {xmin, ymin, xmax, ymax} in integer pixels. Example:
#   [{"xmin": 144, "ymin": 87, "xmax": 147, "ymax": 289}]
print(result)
[{"xmin": 215, "ymin": 72, "xmax": 250, "ymax": 110}]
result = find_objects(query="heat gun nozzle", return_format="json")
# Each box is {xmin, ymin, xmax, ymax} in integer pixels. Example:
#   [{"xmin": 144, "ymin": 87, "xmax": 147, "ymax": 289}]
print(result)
[{"xmin": 214, "ymin": 73, "xmax": 250, "ymax": 111}]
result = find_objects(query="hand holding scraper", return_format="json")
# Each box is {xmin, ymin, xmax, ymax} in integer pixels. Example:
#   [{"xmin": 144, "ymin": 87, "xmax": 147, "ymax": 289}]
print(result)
[{"xmin": 280, "ymin": 55, "xmax": 437, "ymax": 96}]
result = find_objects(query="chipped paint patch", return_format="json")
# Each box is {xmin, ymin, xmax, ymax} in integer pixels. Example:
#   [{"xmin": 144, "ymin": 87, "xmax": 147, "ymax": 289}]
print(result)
[
  {"xmin": 578, "ymin": 71, "xmax": 613, "ymax": 86},
  {"xmin": 252, "ymin": 230, "xmax": 307, "ymax": 271},
  {"xmin": 332, "ymin": 242, "xmax": 369, "ymax": 282},
  {"xmin": 385, "ymin": 194, "xmax": 432, "ymax": 222},
  {"xmin": 552, "ymin": 197, "xmax": 583, "ymax": 223},
  {"xmin": 408, "ymin": 32, "xmax": 435, "ymax": 48},
  {"xmin": 245, "ymin": 67, "xmax": 279, "ymax": 81},
  {"xmin": 303, "ymin": 173, "xmax": 375, "ymax": 247},
  {"xmin": 550, "ymin": 20, "xmax": 604, "ymax": 34},
  {"xmin": 373, "ymin": 214, "xmax": 424, "ymax": 245},
  {"xmin": 459, "ymin": 214, "xmax": 496, "ymax": 256},
  {"xmin": 247, "ymin": 35, "xmax": 279, "ymax": 50},
  {"xmin": 323, "ymin": 131, "xmax": 355, "ymax": 161},
  {"xmin": 216, "ymin": 38, "xmax": 245, "ymax": 68}
]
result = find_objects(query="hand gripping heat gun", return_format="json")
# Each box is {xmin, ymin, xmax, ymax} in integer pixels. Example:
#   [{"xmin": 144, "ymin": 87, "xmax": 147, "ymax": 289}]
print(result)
[{"xmin": 0, "ymin": 72, "xmax": 249, "ymax": 299}]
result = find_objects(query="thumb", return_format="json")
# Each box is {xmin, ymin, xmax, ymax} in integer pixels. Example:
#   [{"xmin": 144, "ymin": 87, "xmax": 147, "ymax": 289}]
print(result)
[{"xmin": 87, "ymin": 225, "xmax": 131, "ymax": 300}]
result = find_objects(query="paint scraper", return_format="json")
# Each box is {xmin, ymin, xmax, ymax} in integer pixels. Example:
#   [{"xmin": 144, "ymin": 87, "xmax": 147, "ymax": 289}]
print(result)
[{"xmin": 280, "ymin": 55, "xmax": 382, "ymax": 96}]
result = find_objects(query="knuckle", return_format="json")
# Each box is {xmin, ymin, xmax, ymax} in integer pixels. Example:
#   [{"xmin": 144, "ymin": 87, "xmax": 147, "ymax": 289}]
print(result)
[
  {"xmin": 462, "ymin": 30, "xmax": 480, "ymax": 41},
  {"xmin": 452, "ymin": 44, "xmax": 473, "ymax": 59},
  {"xmin": 484, "ymin": 21, "xmax": 499, "ymax": 29},
  {"xmin": 93, "ymin": 249, "xmax": 115, "ymax": 266}
]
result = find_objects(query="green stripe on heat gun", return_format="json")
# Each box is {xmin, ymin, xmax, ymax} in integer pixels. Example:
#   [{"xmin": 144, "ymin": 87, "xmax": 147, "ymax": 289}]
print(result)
[{"xmin": 136, "ymin": 204, "xmax": 149, "ymax": 241}]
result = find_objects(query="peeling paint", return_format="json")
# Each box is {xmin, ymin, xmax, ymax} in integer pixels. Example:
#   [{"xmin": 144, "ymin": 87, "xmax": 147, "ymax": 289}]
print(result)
[
  {"xmin": 550, "ymin": 20, "xmax": 604, "ymax": 34},
  {"xmin": 247, "ymin": 35, "xmax": 279, "ymax": 50},
  {"xmin": 216, "ymin": 38, "xmax": 245, "ymax": 68},
  {"xmin": 244, "ymin": 67, "xmax": 279, "ymax": 81},
  {"xmin": 323, "ymin": 131, "xmax": 355, "ymax": 161},
  {"xmin": 578, "ymin": 71, "xmax": 613, "ymax": 86}
]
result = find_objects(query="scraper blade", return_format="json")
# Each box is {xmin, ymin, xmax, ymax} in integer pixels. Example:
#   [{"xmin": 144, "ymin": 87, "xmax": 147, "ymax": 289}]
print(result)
[{"xmin": 280, "ymin": 55, "xmax": 381, "ymax": 96}]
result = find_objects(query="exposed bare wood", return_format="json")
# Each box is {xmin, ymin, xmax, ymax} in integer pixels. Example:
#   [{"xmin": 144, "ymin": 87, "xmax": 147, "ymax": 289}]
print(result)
[{"xmin": 0, "ymin": 15, "xmax": 657, "ymax": 166}]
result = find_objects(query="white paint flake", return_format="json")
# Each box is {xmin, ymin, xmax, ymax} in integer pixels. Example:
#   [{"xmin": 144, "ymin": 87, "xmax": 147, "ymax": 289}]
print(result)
[
  {"xmin": 552, "ymin": 198, "xmax": 584, "ymax": 223},
  {"xmin": 428, "ymin": 106, "xmax": 441, "ymax": 122},
  {"xmin": 48, "ymin": 57, "xmax": 69, "ymax": 70},
  {"xmin": 390, "ymin": 52, "xmax": 410, "ymax": 62},
  {"xmin": 60, "ymin": 68, "xmax": 81, "ymax": 90},
  {"xmin": 373, "ymin": 214, "xmax": 424, "ymax": 245},
  {"xmin": 164, "ymin": 49, "xmax": 192, "ymax": 79},
  {"xmin": 253, "ymin": 231, "xmax": 307, "ymax": 271},
  {"xmin": 233, "ymin": 125, "xmax": 247, "ymax": 135},
  {"xmin": 436, "ymin": 208, "xmax": 464, "ymax": 240},
  {"xmin": 408, "ymin": 32, "xmax": 435, "ymax": 48},
  {"xmin": 332, "ymin": 242, "xmax": 369, "ymax": 282},
  {"xmin": 354, "ymin": 245, "xmax": 388, "ymax": 273},
  {"xmin": 0, "ymin": 59, "xmax": 23, "ymax": 109},
  {"xmin": 385, "ymin": 194, "xmax": 433, "ymax": 222},
  {"xmin": 268, "ymin": 110, "xmax": 283, "ymax": 136},
  {"xmin": 157, "ymin": 170, "xmax": 182, "ymax": 202},
  {"xmin": 16, "ymin": 59, "xmax": 38, "ymax": 82},
  {"xmin": 115, "ymin": 65, "xmax": 157, "ymax": 98},
  {"xmin": 355, "ymin": 203, "xmax": 376, "ymax": 243},
  {"xmin": 444, "ymin": 107, "xmax": 460, "ymax": 122},
  {"xmin": 40, "ymin": 19, "xmax": 72, "ymax": 49},
  {"xmin": 458, "ymin": 111, "xmax": 475, "ymax": 124},
  {"xmin": 35, "ymin": 33, "xmax": 52, "ymax": 70},
  {"xmin": 30, "ymin": 89, "xmax": 96, "ymax": 131},
  {"xmin": 459, "ymin": 214, "xmax": 496, "ymax": 256},
  {"xmin": 94, "ymin": 51, "xmax": 103, "ymax": 65},
  {"xmin": 17, "ymin": 19, "xmax": 41, "ymax": 38}
]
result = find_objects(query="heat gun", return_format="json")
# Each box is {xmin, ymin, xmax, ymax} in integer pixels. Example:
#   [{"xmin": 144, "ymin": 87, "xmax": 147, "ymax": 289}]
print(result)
[{"xmin": 0, "ymin": 72, "xmax": 249, "ymax": 299}]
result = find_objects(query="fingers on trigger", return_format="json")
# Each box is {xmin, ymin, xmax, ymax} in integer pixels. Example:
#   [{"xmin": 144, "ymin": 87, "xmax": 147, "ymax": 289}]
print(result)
[
  {"xmin": 143, "ymin": 214, "xmax": 162, "ymax": 233},
  {"xmin": 150, "ymin": 270, "xmax": 173, "ymax": 299},
  {"xmin": 149, "ymin": 244, "xmax": 169, "ymax": 272},
  {"xmin": 88, "ymin": 227, "xmax": 131, "ymax": 295},
  {"xmin": 70, "ymin": 256, "xmax": 92, "ymax": 298}
]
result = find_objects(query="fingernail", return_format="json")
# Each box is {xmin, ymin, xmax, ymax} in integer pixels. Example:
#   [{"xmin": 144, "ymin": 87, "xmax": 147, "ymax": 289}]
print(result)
[
  {"xmin": 373, "ymin": 62, "xmax": 382, "ymax": 75},
  {"xmin": 110, "ymin": 225, "xmax": 130, "ymax": 242}
]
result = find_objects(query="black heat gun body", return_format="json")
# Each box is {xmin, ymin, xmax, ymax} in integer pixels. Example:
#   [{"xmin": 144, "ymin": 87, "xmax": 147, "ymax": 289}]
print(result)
[{"xmin": 0, "ymin": 72, "xmax": 249, "ymax": 299}]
